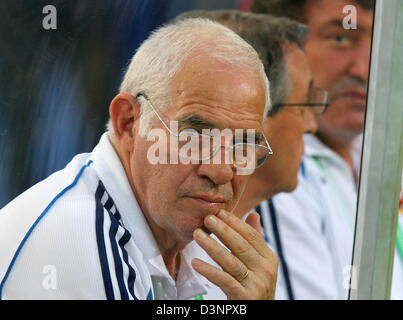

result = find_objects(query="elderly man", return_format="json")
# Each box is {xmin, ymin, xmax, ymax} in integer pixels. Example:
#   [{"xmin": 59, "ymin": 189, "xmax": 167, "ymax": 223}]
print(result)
[
  {"xmin": 174, "ymin": 10, "xmax": 327, "ymax": 300},
  {"xmin": 252, "ymin": 0, "xmax": 374, "ymax": 299},
  {"xmin": 0, "ymin": 18, "xmax": 277, "ymax": 300}
]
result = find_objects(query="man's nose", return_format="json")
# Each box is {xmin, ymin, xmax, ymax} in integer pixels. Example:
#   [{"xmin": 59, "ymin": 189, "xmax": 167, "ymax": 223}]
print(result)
[
  {"xmin": 304, "ymin": 108, "xmax": 318, "ymax": 134},
  {"xmin": 197, "ymin": 161, "xmax": 235, "ymax": 186},
  {"xmin": 348, "ymin": 41, "xmax": 371, "ymax": 82}
]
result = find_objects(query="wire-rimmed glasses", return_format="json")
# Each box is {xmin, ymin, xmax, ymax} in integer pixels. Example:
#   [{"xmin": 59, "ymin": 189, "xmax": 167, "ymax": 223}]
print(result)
[{"xmin": 136, "ymin": 93, "xmax": 273, "ymax": 170}]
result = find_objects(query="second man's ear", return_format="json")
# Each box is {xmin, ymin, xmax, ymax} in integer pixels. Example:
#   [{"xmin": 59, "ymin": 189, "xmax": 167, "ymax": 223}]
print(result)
[{"xmin": 109, "ymin": 92, "xmax": 141, "ymax": 152}]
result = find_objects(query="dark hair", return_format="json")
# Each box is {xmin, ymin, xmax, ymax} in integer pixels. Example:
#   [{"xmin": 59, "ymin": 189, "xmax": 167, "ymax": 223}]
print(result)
[
  {"xmin": 173, "ymin": 10, "xmax": 310, "ymax": 115},
  {"xmin": 252, "ymin": 0, "xmax": 375, "ymax": 21}
]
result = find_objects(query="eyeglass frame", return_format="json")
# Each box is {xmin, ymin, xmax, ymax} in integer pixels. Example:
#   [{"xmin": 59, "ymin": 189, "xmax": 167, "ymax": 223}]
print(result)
[
  {"xmin": 271, "ymin": 87, "xmax": 330, "ymax": 115},
  {"xmin": 135, "ymin": 92, "xmax": 274, "ymax": 169}
]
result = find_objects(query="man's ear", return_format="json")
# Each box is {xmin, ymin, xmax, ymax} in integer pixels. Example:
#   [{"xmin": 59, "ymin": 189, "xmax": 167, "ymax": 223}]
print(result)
[{"xmin": 109, "ymin": 93, "xmax": 140, "ymax": 152}]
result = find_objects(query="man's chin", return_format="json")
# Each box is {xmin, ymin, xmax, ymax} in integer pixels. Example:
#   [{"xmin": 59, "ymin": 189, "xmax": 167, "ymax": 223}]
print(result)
[
  {"xmin": 343, "ymin": 117, "xmax": 365, "ymax": 136},
  {"xmin": 281, "ymin": 177, "xmax": 299, "ymax": 194},
  {"xmin": 176, "ymin": 218, "xmax": 209, "ymax": 243}
]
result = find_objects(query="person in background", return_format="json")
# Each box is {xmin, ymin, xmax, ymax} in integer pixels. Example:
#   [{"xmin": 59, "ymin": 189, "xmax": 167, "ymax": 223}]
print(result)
[{"xmin": 252, "ymin": 0, "xmax": 375, "ymax": 299}]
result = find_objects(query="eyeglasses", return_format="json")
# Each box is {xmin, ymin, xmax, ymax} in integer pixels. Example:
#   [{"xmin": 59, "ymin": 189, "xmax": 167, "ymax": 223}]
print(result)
[
  {"xmin": 136, "ymin": 93, "xmax": 273, "ymax": 170},
  {"xmin": 272, "ymin": 87, "xmax": 329, "ymax": 115}
]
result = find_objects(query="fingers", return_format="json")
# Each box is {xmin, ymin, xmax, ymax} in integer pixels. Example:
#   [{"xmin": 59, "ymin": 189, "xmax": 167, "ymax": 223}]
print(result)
[
  {"xmin": 191, "ymin": 258, "xmax": 245, "ymax": 300},
  {"xmin": 213, "ymin": 210, "xmax": 273, "ymax": 260},
  {"xmin": 201, "ymin": 215, "xmax": 261, "ymax": 270},
  {"xmin": 193, "ymin": 228, "xmax": 253, "ymax": 279},
  {"xmin": 192, "ymin": 210, "xmax": 278, "ymax": 300},
  {"xmin": 245, "ymin": 212, "xmax": 261, "ymax": 233}
]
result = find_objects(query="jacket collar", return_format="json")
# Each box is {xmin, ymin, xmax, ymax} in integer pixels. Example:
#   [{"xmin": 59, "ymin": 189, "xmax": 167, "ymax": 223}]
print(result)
[
  {"xmin": 91, "ymin": 133, "xmax": 160, "ymax": 261},
  {"xmin": 91, "ymin": 133, "xmax": 207, "ymax": 296},
  {"xmin": 304, "ymin": 134, "xmax": 362, "ymax": 173}
]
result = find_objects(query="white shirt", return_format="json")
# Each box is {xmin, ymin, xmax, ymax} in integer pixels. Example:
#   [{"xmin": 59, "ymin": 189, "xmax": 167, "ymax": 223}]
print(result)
[
  {"xmin": 184, "ymin": 239, "xmax": 227, "ymax": 300},
  {"xmin": 0, "ymin": 133, "xmax": 207, "ymax": 300},
  {"xmin": 258, "ymin": 134, "xmax": 360, "ymax": 300},
  {"xmin": 260, "ymin": 134, "xmax": 403, "ymax": 300}
]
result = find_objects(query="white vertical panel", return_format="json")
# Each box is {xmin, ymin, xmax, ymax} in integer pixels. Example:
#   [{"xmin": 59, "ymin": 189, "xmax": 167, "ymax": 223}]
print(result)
[{"xmin": 350, "ymin": 0, "xmax": 403, "ymax": 300}]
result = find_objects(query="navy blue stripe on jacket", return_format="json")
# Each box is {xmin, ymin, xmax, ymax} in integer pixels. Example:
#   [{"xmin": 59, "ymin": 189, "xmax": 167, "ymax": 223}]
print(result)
[
  {"xmin": 256, "ymin": 199, "xmax": 294, "ymax": 300},
  {"xmin": 95, "ymin": 182, "xmax": 115, "ymax": 300},
  {"xmin": 268, "ymin": 199, "xmax": 295, "ymax": 300},
  {"xmin": 95, "ymin": 181, "xmax": 139, "ymax": 300}
]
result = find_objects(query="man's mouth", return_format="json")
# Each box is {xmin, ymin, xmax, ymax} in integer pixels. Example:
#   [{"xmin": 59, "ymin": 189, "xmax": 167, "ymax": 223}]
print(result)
[
  {"xmin": 330, "ymin": 90, "xmax": 367, "ymax": 110},
  {"xmin": 336, "ymin": 89, "xmax": 367, "ymax": 104},
  {"xmin": 187, "ymin": 194, "xmax": 227, "ymax": 212}
]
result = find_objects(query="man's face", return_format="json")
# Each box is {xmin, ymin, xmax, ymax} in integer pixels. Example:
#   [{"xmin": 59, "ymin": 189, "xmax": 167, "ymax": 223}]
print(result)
[
  {"xmin": 131, "ymin": 59, "xmax": 266, "ymax": 244},
  {"xmin": 257, "ymin": 44, "xmax": 317, "ymax": 194},
  {"xmin": 303, "ymin": 0, "xmax": 373, "ymax": 141}
]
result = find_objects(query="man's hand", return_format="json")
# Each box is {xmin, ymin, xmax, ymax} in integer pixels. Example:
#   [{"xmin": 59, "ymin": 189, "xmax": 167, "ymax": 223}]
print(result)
[{"xmin": 192, "ymin": 210, "xmax": 278, "ymax": 300}]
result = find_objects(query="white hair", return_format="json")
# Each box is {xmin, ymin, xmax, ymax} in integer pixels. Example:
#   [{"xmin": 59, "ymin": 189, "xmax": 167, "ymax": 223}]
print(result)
[{"xmin": 107, "ymin": 18, "xmax": 271, "ymax": 137}]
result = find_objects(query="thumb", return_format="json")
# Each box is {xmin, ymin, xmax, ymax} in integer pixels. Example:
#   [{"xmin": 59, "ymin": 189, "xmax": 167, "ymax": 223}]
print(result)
[{"xmin": 245, "ymin": 212, "xmax": 261, "ymax": 233}]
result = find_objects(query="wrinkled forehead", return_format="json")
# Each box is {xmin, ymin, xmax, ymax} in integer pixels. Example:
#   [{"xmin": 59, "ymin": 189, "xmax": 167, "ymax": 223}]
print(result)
[
  {"xmin": 304, "ymin": 0, "xmax": 373, "ymax": 30},
  {"xmin": 168, "ymin": 57, "xmax": 267, "ymax": 121}
]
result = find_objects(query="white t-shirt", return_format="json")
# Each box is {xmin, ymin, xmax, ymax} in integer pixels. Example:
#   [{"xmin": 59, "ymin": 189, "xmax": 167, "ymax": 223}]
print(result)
[{"xmin": 0, "ymin": 133, "xmax": 208, "ymax": 300}]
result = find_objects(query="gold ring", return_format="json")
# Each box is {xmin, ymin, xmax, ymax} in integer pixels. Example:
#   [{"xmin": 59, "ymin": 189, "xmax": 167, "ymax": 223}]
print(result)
[{"xmin": 237, "ymin": 269, "xmax": 249, "ymax": 283}]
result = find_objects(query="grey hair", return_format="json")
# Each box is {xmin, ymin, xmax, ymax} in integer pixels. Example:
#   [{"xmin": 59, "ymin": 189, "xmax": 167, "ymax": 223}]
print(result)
[
  {"xmin": 174, "ymin": 10, "xmax": 309, "ymax": 116},
  {"xmin": 107, "ymin": 18, "xmax": 270, "ymax": 136}
]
